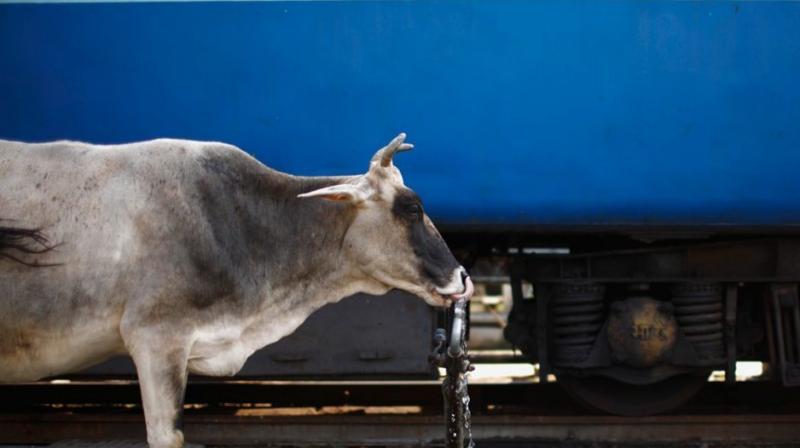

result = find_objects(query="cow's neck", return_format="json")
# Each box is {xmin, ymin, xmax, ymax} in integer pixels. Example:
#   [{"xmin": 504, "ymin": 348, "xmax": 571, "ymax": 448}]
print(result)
[{"xmin": 235, "ymin": 172, "xmax": 387, "ymax": 351}]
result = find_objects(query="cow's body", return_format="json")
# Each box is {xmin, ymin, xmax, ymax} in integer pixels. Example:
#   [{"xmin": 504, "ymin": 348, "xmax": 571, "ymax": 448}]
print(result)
[
  {"xmin": 1, "ymin": 138, "xmax": 357, "ymax": 381},
  {"xmin": 0, "ymin": 136, "xmax": 470, "ymax": 448}
]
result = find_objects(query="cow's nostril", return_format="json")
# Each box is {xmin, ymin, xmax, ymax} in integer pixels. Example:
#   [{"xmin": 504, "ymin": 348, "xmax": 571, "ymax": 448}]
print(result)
[{"xmin": 460, "ymin": 268, "xmax": 469, "ymax": 284}]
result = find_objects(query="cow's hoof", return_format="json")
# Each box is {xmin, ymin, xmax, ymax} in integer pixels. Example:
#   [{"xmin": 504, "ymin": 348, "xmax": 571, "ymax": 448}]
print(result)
[{"xmin": 147, "ymin": 429, "xmax": 184, "ymax": 448}]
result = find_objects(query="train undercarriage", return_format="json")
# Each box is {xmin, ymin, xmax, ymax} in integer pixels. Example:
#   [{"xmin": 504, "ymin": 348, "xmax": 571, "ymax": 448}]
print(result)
[
  {"xmin": 453, "ymin": 232, "xmax": 800, "ymax": 416},
  {"xmin": 63, "ymin": 230, "xmax": 800, "ymax": 419}
]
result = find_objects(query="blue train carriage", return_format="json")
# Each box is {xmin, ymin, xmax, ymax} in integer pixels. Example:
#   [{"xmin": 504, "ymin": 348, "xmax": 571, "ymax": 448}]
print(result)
[{"xmin": 2, "ymin": 0, "xmax": 800, "ymax": 415}]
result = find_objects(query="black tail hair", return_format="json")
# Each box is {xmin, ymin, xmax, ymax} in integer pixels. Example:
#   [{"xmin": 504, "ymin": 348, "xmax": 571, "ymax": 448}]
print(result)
[{"xmin": 0, "ymin": 223, "xmax": 60, "ymax": 267}]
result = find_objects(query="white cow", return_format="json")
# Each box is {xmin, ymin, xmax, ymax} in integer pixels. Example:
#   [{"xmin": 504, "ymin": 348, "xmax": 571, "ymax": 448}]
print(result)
[{"xmin": 0, "ymin": 133, "xmax": 472, "ymax": 448}]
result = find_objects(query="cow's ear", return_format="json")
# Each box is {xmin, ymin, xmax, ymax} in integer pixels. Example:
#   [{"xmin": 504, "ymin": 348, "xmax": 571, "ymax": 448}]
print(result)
[{"xmin": 297, "ymin": 184, "xmax": 368, "ymax": 204}]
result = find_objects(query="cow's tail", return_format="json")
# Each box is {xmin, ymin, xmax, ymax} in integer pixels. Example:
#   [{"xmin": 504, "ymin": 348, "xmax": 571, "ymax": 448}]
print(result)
[{"xmin": 0, "ymin": 220, "xmax": 58, "ymax": 267}]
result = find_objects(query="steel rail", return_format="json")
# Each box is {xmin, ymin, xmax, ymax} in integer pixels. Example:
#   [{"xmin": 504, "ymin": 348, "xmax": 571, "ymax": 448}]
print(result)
[{"xmin": 4, "ymin": 381, "xmax": 800, "ymax": 410}]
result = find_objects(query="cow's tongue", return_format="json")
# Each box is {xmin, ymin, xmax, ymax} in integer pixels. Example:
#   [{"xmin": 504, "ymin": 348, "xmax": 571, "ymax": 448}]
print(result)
[{"xmin": 450, "ymin": 276, "xmax": 474, "ymax": 300}]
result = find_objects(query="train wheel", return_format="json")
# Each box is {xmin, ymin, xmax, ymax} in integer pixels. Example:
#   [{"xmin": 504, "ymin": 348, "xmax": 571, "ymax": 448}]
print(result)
[{"xmin": 557, "ymin": 372, "xmax": 709, "ymax": 416}]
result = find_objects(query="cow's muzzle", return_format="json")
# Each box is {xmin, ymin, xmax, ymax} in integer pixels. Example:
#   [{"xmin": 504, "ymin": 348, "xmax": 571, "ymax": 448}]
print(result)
[
  {"xmin": 434, "ymin": 267, "xmax": 474, "ymax": 301},
  {"xmin": 451, "ymin": 274, "xmax": 474, "ymax": 301}
]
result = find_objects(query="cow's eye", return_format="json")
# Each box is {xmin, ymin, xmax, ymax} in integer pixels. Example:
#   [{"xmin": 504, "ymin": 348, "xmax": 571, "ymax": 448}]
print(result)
[{"xmin": 407, "ymin": 203, "xmax": 422, "ymax": 220}]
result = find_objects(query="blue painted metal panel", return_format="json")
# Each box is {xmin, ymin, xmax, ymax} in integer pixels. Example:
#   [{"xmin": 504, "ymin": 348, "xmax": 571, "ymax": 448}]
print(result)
[{"xmin": 1, "ymin": 0, "xmax": 799, "ymax": 226}]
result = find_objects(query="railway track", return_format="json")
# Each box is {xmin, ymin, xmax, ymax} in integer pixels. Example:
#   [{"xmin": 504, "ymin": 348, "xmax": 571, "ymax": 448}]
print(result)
[
  {"xmin": 2, "ymin": 381, "xmax": 800, "ymax": 447},
  {"xmin": 3, "ymin": 412, "xmax": 800, "ymax": 447}
]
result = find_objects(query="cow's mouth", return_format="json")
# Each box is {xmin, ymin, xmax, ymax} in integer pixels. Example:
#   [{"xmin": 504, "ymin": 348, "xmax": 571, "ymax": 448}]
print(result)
[{"xmin": 432, "ymin": 276, "xmax": 474, "ymax": 305}]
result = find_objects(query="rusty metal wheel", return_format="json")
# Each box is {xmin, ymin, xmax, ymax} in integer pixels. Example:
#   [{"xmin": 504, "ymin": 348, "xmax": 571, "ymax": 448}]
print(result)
[{"xmin": 557, "ymin": 372, "xmax": 709, "ymax": 416}]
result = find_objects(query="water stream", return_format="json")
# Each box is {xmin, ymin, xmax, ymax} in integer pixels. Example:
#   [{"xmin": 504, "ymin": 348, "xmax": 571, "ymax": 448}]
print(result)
[{"xmin": 432, "ymin": 298, "xmax": 475, "ymax": 448}]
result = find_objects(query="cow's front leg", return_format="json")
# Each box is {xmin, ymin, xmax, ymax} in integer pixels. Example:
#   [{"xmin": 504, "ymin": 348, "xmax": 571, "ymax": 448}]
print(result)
[{"xmin": 125, "ymin": 332, "xmax": 189, "ymax": 448}]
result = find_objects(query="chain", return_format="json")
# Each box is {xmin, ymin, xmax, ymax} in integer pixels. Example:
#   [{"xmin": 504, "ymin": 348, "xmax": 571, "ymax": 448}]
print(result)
[{"xmin": 430, "ymin": 298, "xmax": 474, "ymax": 448}]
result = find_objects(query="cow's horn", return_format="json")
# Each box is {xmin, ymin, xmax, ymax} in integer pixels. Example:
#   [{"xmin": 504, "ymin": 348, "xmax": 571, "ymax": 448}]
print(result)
[{"xmin": 373, "ymin": 133, "xmax": 414, "ymax": 167}]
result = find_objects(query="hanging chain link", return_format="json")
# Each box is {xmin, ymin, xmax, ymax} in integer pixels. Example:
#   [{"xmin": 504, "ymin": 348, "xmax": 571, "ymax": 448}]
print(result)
[{"xmin": 430, "ymin": 298, "xmax": 475, "ymax": 448}]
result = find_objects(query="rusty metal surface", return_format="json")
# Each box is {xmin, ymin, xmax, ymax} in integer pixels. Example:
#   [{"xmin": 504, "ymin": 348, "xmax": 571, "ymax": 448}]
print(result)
[
  {"xmin": 608, "ymin": 296, "xmax": 678, "ymax": 368},
  {"xmin": 546, "ymin": 282, "xmax": 727, "ymax": 392}
]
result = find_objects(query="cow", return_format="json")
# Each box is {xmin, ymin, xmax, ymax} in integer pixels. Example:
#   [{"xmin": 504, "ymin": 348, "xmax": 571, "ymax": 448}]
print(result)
[{"xmin": 0, "ymin": 133, "xmax": 473, "ymax": 448}]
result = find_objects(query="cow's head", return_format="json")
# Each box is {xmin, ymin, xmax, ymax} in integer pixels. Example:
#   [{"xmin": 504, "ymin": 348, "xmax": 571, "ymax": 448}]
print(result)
[{"xmin": 298, "ymin": 133, "xmax": 472, "ymax": 307}]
